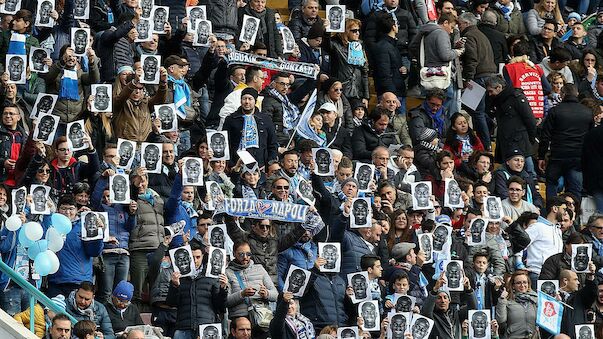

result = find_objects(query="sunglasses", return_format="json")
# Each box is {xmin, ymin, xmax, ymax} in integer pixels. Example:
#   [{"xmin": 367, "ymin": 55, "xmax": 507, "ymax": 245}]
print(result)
[
  {"xmin": 37, "ymin": 168, "xmax": 51, "ymax": 174},
  {"xmin": 350, "ymin": 29, "xmax": 360, "ymax": 33},
  {"xmin": 237, "ymin": 252, "xmax": 252, "ymax": 258},
  {"xmin": 258, "ymin": 224, "xmax": 271, "ymax": 229},
  {"xmin": 275, "ymin": 185, "xmax": 289, "ymax": 190}
]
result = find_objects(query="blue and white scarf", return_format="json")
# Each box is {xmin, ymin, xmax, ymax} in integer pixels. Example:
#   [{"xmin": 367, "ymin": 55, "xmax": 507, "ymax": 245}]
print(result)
[
  {"xmin": 240, "ymin": 114, "xmax": 259, "ymax": 149},
  {"xmin": 8, "ymin": 32, "xmax": 26, "ymax": 55},
  {"xmin": 59, "ymin": 69, "xmax": 79, "ymax": 100},
  {"xmin": 168, "ymin": 75, "xmax": 191, "ymax": 117},
  {"xmin": 267, "ymin": 87, "xmax": 299, "ymax": 131},
  {"xmin": 241, "ymin": 185, "xmax": 257, "ymax": 199},
  {"xmin": 495, "ymin": 1, "xmax": 514, "ymax": 21}
]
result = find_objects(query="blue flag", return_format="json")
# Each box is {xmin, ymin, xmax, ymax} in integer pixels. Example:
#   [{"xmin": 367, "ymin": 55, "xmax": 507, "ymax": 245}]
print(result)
[
  {"xmin": 536, "ymin": 291, "xmax": 563, "ymax": 335},
  {"xmin": 295, "ymin": 89, "xmax": 325, "ymax": 146}
]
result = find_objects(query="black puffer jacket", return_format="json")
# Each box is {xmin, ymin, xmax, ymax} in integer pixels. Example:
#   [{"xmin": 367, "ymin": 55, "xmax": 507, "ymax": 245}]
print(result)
[
  {"xmin": 148, "ymin": 164, "xmax": 178, "ymax": 201},
  {"xmin": 373, "ymin": 35, "xmax": 406, "ymax": 97},
  {"xmin": 351, "ymin": 123, "xmax": 398, "ymax": 163},
  {"xmin": 489, "ymin": 86, "xmax": 537, "ymax": 163},
  {"xmin": 238, "ymin": 5, "xmax": 283, "ymax": 58},
  {"xmin": 322, "ymin": 119, "xmax": 352, "ymax": 159},
  {"xmin": 200, "ymin": 0, "xmax": 238, "ymax": 37},
  {"xmin": 287, "ymin": 9, "xmax": 324, "ymax": 41},
  {"xmin": 166, "ymin": 271, "xmax": 228, "ymax": 331},
  {"xmin": 363, "ymin": 5, "xmax": 417, "ymax": 60},
  {"xmin": 326, "ymin": 37, "xmax": 370, "ymax": 101}
]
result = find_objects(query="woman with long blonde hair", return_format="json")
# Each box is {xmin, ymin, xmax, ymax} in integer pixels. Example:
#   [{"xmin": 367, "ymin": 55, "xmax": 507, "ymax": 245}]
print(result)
[{"xmin": 525, "ymin": 0, "xmax": 564, "ymax": 36}]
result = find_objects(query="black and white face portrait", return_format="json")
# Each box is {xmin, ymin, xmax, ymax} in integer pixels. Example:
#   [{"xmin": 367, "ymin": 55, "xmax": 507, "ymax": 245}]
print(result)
[
  {"xmin": 151, "ymin": 6, "xmax": 168, "ymax": 33},
  {"xmin": 6, "ymin": 55, "xmax": 25, "ymax": 84},
  {"xmin": 538, "ymin": 280, "xmax": 558, "ymax": 297},
  {"xmin": 71, "ymin": 28, "xmax": 89, "ymax": 55},
  {"xmin": 31, "ymin": 185, "xmax": 49, "ymax": 214},
  {"xmin": 31, "ymin": 94, "xmax": 57, "ymax": 119},
  {"xmin": 468, "ymin": 218, "xmax": 486, "ymax": 245},
  {"xmin": 29, "ymin": 48, "xmax": 49, "ymax": 73},
  {"xmin": 187, "ymin": 6, "xmax": 206, "ymax": 32},
  {"xmin": 319, "ymin": 242, "xmax": 340, "ymax": 272},
  {"xmin": 169, "ymin": 246, "xmax": 195, "ymax": 277},
  {"xmin": 470, "ymin": 310, "xmax": 490, "ymax": 339},
  {"xmin": 354, "ymin": 163, "xmax": 373, "ymax": 191},
  {"xmin": 181, "ymin": 157, "xmax": 203, "ymax": 186},
  {"xmin": 207, "ymin": 131, "xmax": 229, "ymax": 160},
  {"xmin": 82, "ymin": 212, "xmax": 101, "ymax": 240},
  {"xmin": 140, "ymin": 55, "xmax": 160, "ymax": 84},
  {"xmin": 576, "ymin": 325, "xmax": 595, "ymax": 339},
  {"xmin": 206, "ymin": 181, "xmax": 223, "ymax": 211},
  {"xmin": 444, "ymin": 178, "xmax": 463, "ymax": 208},
  {"xmin": 116, "ymin": 139, "xmax": 135, "ymax": 169},
  {"xmin": 67, "ymin": 120, "xmax": 86, "ymax": 151},
  {"xmin": 296, "ymin": 179, "xmax": 315, "ymax": 206},
  {"xmin": 337, "ymin": 327, "xmax": 359, "ymax": 339},
  {"xmin": 199, "ymin": 324, "xmax": 221, "ymax": 339},
  {"xmin": 313, "ymin": 148, "xmax": 333, "ymax": 176},
  {"xmin": 208, "ymin": 247, "xmax": 225, "ymax": 277},
  {"xmin": 1, "ymin": 0, "xmax": 20, "ymax": 14},
  {"xmin": 280, "ymin": 26, "xmax": 295, "ymax": 53},
  {"xmin": 155, "ymin": 104, "xmax": 177, "ymax": 132},
  {"xmin": 411, "ymin": 316, "xmax": 433, "ymax": 339},
  {"xmin": 239, "ymin": 15, "xmax": 260, "ymax": 44},
  {"xmin": 484, "ymin": 197, "xmax": 501, "ymax": 220},
  {"xmin": 572, "ymin": 244, "xmax": 592, "ymax": 273},
  {"xmin": 433, "ymin": 225, "xmax": 450, "ymax": 252},
  {"xmin": 395, "ymin": 295, "xmax": 415, "ymax": 313},
  {"xmin": 209, "ymin": 226, "xmax": 225, "ymax": 248},
  {"xmin": 109, "ymin": 174, "xmax": 130, "ymax": 203},
  {"xmin": 34, "ymin": 114, "xmax": 59, "ymax": 145},
  {"xmin": 445, "ymin": 260, "xmax": 463, "ymax": 291},
  {"xmin": 91, "ymin": 84, "xmax": 112, "ymax": 112},
  {"xmin": 36, "ymin": 0, "xmax": 54, "ymax": 26},
  {"xmin": 136, "ymin": 19, "xmax": 151, "ymax": 41},
  {"xmin": 326, "ymin": 5, "xmax": 345, "ymax": 32},
  {"xmin": 194, "ymin": 19, "xmax": 212, "ymax": 46},
  {"xmin": 351, "ymin": 198, "xmax": 371, "ymax": 228},
  {"xmin": 73, "ymin": 0, "xmax": 88, "ymax": 19},
  {"xmin": 141, "ymin": 143, "xmax": 162, "ymax": 173},
  {"xmin": 348, "ymin": 272, "xmax": 369, "ymax": 303},
  {"xmin": 419, "ymin": 234, "xmax": 433, "ymax": 263},
  {"xmin": 12, "ymin": 187, "xmax": 26, "ymax": 215},
  {"xmin": 359, "ymin": 301, "xmax": 379, "ymax": 330},
  {"xmin": 389, "ymin": 313, "xmax": 408, "ymax": 339},
  {"xmin": 412, "ymin": 182, "xmax": 432, "ymax": 210},
  {"xmin": 284, "ymin": 265, "xmax": 310, "ymax": 297},
  {"xmin": 140, "ymin": 0, "xmax": 152, "ymax": 18}
]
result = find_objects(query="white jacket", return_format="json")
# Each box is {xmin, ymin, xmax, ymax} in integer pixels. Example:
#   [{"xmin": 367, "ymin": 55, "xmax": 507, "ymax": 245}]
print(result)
[{"xmin": 525, "ymin": 216, "xmax": 563, "ymax": 274}]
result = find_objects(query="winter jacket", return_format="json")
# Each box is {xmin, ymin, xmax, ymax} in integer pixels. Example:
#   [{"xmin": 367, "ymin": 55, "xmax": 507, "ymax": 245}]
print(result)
[
  {"xmin": 156, "ymin": 0, "xmax": 185, "ymax": 30},
  {"xmin": 147, "ymin": 163, "xmax": 178, "ymax": 201},
  {"xmin": 13, "ymin": 304, "xmax": 45, "ymax": 338},
  {"xmin": 351, "ymin": 123, "xmax": 398, "ymax": 163},
  {"xmin": 560, "ymin": 278, "xmax": 598, "ymax": 337},
  {"xmin": 326, "ymin": 36, "xmax": 370, "ymax": 100},
  {"xmin": 525, "ymin": 217, "xmax": 563, "ymax": 275},
  {"xmin": 443, "ymin": 134, "xmax": 485, "ymax": 169},
  {"xmin": 460, "ymin": 25, "xmax": 497, "ymax": 80},
  {"xmin": 316, "ymin": 93, "xmax": 353, "ymax": 132},
  {"xmin": 148, "ymin": 243, "xmax": 174, "ymax": 305},
  {"xmin": 364, "ymin": 5, "xmax": 417, "ymax": 60},
  {"xmin": 493, "ymin": 164, "xmax": 544, "ymax": 209},
  {"xmin": 330, "ymin": 215, "xmax": 376, "ymax": 278},
  {"xmin": 0, "ymin": 30, "xmax": 39, "ymax": 65},
  {"xmin": 587, "ymin": 24, "xmax": 603, "ymax": 49},
  {"xmin": 270, "ymin": 294, "xmax": 316, "ymax": 339},
  {"xmin": 91, "ymin": 177, "xmax": 136, "ymax": 250},
  {"xmin": 421, "ymin": 290, "xmax": 477, "ymax": 339},
  {"xmin": 538, "ymin": 95, "xmax": 593, "ymax": 161},
  {"xmin": 238, "ymin": 5, "xmax": 282, "ymax": 58},
  {"xmin": 277, "ymin": 241, "xmax": 318, "ymax": 290},
  {"xmin": 0, "ymin": 225, "xmax": 29, "ymax": 290},
  {"xmin": 297, "ymin": 38, "xmax": 331, "ymax": 74},
  {"xmin": 104, "ymin": 302, "xmax": 144, "ymax": 333},
  {"xmin": 164, "ymin": 174, "xmax": 197, "ymax": 245},
  {"xmin": 198, "ymin": 0, "xmax": 237, "ymax": 37},
  {"xmin": 65, "ymin": 291, "xmax": 115, "ymax": 339},
  {"xmin": 113, "ymin": 81, "xmax": 168, "ymax": 142},
  {"xmin": 478, "ymin": 22, "xmax": 509, "ymax": 65},
  {"xmin": 408, "ymin": 104, "xmax": 450, "ymax": 145},
  {"xmin": 45, "ymin": 217, "xmax": 104, "ymax": 285},
  {"xmin": 222, "ymin": 108, "xmax": 279, "ymax": 169},
  {"xmin": 489, "ymin": 86, "xmax": 536, "ymax": 164},
  {"xmin": 409, "ymin": 23, "xmax": 457, "ymax": 68},
  {"xmin": 89, "ymin": 0, "xmax": 113, "ymax": 33},
  {"xmin": 0, "ymin": 124, "xmax": 27, "ymax": 185},
  {"xmin": 563, "ymin": 39, "xmax": 587, "ymax": 60},
  {"xmin": 287, "ymin": 10, "xmax": 323, "ymax": 41},
  {"xmin": 225, "ymin": 216, "xmax": 304, "ymax": 286},
  {"xmin": 528, "ymin": 35, "xmax": 562, "ymax": 64},
  {"xmin": 496, "ymin": 292, "xmax": 539, "ymax": 339},
  {"xmin": 491, "ymin": 5, "xmax": 526, "ymax": 37},
  {"xmin": 582, "ymin": 125, "xmax": 603, "ymax": 194},
  {"xmin": 299, "ymin": 269, "xmax": 351, "ymax": 332},
  {"xmin": 97, "ymin": 20, "xmax": 134, "ymax": 83},
  {"xmin": 44, "ymin": 59, "xmax": 100, "ymax": 123},
  {"xmin": 129, "ymin": 190, "xmax": 165, "ymax": 252},
  {"xmin": 322, "ymin": 118, "xmax": 353, "ymax": 159},
  {"xmin": 166, "ymin": 268, "xmax": 228, "ymax": 330},
  {"xmin": 39, "ymin": 152, "xmax": 100, "ymax": 202},
  {"xmin": 225, "ymin": 261, "xmax": 278, "ymax": 318},
  {"xmin": 468, "ymin": 233, "xmax": 507, "ymax": 277},
  {"xmin": 524, "ymin": 9, "xmax": 550, "ymax": 36},
  {"xmin": 373, "ymin": 35, "xmax": 406, "ymax": 97}
]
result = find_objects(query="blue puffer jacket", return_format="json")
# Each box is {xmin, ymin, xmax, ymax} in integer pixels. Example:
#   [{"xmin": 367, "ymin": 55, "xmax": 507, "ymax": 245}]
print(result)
[
  {"xmin": 91, "ymin": 177, "xmax": 136, "ymax": 250},
  {"xmin": 329, "ymin": 214, "xmax": 375, "ymax": 278},
  {"xmin": 299, "ymin": 269, "xmax": 351, "ymax": 332},
  {"xmin": 44, "ymin": 216, "xmax": 104, "ymax": 285},
  {"xmin": 164, "ymin": 174, "xmax": 197, "ymax": 247},
  {"xmin": 277, "ymin": 241, "xmax": 317, "ymax": 290},
  {"xmin": 65, "ymin": 290, "xmax": 115, "ymax": 339}
]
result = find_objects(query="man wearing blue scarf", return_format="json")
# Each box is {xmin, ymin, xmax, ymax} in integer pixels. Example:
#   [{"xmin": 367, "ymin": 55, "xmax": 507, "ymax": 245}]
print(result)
[
  {"xmin": 408, "ymin": 88, "xmax": 449, "ymax": 148},
  {"xmin": 0, "ymin": 10, "xmax": 39, "ymax": 61},
  {"xmin": 165, "ymin": 55, "xmax": 197, "ymax": 157}
]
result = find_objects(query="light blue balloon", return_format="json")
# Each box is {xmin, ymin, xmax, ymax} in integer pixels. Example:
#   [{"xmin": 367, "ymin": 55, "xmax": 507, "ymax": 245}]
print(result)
[
  {"xmin": 34, "ymin": 252, "xmax": 52, "ymax": 277},
  {"xmin": 27, "ymin": 240, "xmax": 48, "ymax": 260},
  {"xmin": 18, "ymin": 227, "xmax": 34, "ymax": 248},
  {"xmin": 51, "ymin": 214, "xmax": 72, "ymax": 235}
]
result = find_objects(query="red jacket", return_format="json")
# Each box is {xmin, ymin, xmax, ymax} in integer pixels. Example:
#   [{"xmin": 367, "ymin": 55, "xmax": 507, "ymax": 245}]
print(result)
[{"xmin": 443, "ymin": 135, "xmax": 485, "ymax": 169}]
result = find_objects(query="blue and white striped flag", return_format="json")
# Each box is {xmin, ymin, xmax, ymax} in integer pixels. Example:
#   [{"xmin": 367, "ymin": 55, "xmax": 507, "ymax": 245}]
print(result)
[{"xmin": 295, "ymin": 89, "xmax": 325, "ymax": 147}]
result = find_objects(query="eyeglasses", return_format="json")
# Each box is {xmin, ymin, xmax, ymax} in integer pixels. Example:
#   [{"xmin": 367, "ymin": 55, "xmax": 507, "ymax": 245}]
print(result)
[
  {"xmin": 332, "ymin": 88, "xmax": 343, "ymax": 92},
  {"xmin": 57, "ymin": 148, "xmax": 70, "ymax": 153},
  {"xmin": 276, "ymin": 81, "xmax": 291, "ymax": 87},
  {"xmin": 590, "ymin": 225, "xmax": 603, "ymax": 230},
  {"xmin": 349, "ymin": 29, "xmax": 360, "ymax": 33},
  {"xmin": 258, "ymin": 224, "xmax": 271, "ymax": 229},
  {"xmin": 2, "ymin": 112, "xmax": 18, "ymax": 116},
  {"xmin": 275, "ymin": 185, "xmax": 289, "ymax": 190},
  {"xmin": 37, "ymin": 168, "xmax": 51, "ymax": 174},
  {"xmin": 237, "ymin": 252, "xmax": 252, "ymax": 258},
  {"xmin": 433, "ymin": 205, "xmax": 441, "ymax": 208}
]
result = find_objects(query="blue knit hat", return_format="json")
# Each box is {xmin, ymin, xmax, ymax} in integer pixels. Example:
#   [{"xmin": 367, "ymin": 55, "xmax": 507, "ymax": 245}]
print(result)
[
  {"xmin": 567, "ymin": 12, "xmax": 581, "ymax": 22},
  {"xmin": 46, "ymin": 294, "xmax": 66, "ymax": 311},
  {"xmin": 113, "ymin": 280, "xmax": 134, "ymax": 301}
]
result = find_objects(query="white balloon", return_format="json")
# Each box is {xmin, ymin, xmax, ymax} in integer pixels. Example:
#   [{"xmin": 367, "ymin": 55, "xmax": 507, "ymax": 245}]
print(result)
[
  {"xmin": 46, "ymin": 228, "xmax": 64, "ymax": 252},
  {"xmin": 46, "ymin": 251, "xmax": 60, "ymax": 275},
  {"xmin": 5, "ymin": 215, "xmax": 22, "ymax": 231},
  {"xmin": 24, "ymin": 222, "xmax": 43, "ymax": 242}
]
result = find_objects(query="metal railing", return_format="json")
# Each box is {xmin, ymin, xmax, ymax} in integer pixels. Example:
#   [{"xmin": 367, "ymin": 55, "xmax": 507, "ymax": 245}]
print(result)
[{"xmin": 0, "ymin": 259, "xmax": 77, "ymax": 333}]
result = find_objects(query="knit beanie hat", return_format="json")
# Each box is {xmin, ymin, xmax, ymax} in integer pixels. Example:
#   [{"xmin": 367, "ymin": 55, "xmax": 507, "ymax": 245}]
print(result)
[
  {"xmin": 341, "ymin": 177, "xmax": 359, "ymax": 188},
  {"xmin": 418, "ymin": 128, "xmax": 438, "ymax": 142},
  {"xmin": 241, "ymin": 87, "xmax": 259, "ymax": 100},
  {"xmin": 307, "ymin": 21, "xmax": 325, "ymax": 40},
  {"xmin": 47, "ymin": 294, "xmax": 67, "ymax": 311},
  {"xmin": 568, "ymin": 12, "xmax": 581, "ymax": 22}
]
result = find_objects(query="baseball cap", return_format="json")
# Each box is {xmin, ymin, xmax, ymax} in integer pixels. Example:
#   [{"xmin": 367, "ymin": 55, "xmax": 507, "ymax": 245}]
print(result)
[
  {"xmin": 318, "ymin": 102, "xmax": 337, "ymax": 112},
  {"xmin": 113, "ymin": 280, "xmax": 134, "ymax": 301}
]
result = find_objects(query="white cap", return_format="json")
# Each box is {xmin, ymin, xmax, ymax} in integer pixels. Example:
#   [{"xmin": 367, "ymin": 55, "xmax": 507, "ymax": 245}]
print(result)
[{"xmin": 318, "ymin": 102, "xmax": 337, "ymax": 112}]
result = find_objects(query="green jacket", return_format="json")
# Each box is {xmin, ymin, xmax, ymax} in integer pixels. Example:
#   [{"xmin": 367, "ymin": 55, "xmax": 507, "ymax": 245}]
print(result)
[{"xmin": 0, "ymin": 29, "xmax": 39, "ymax": 61}]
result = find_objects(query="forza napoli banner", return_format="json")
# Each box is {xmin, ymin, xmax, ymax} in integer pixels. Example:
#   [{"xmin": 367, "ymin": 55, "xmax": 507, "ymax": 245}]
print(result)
[
  {"xmin": 227, "ymin": 51, "xmax": 319, "ymax": 79},
  {"xmin": 222, "ymin": 198, "xmax": 309, "ymax": 223}
]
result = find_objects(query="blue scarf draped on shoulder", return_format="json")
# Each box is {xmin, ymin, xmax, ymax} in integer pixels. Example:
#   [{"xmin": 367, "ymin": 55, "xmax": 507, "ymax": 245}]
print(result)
[
  {"xmin": 59, "ymin": 69, "xmax": 80, "ymax": 101},
  {"xmin": 422, "ymin": 101, "xmax": 445, "ymax": 137},
  {"xmin": 168, "ymin": 75, "xmax": 191, "ymax": 117},
  {"xmin": 8, "ymin": 32, "xmax": 26, "ymax": 55}
]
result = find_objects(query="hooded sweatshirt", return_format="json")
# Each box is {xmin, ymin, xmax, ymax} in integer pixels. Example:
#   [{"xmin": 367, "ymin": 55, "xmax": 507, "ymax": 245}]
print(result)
[{"xmin": 409, "ymin": 23, "xmax": 457, "ymax": 68}]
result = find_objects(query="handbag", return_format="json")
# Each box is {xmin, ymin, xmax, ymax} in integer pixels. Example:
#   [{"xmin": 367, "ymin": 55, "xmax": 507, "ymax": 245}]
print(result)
[
  {"xmin": 419, "ymin": 37, "xmax": 452, "ymax": 90},
  {"xmin": 234, "ymin": 271, "xmax": 273, "ymax": 329}
]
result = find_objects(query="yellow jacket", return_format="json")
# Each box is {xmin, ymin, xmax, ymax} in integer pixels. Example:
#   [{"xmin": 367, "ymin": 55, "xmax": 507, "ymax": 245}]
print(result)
[{"xmin": 13, "ymin": 304, "xmax": 45, "ymax": 338}]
